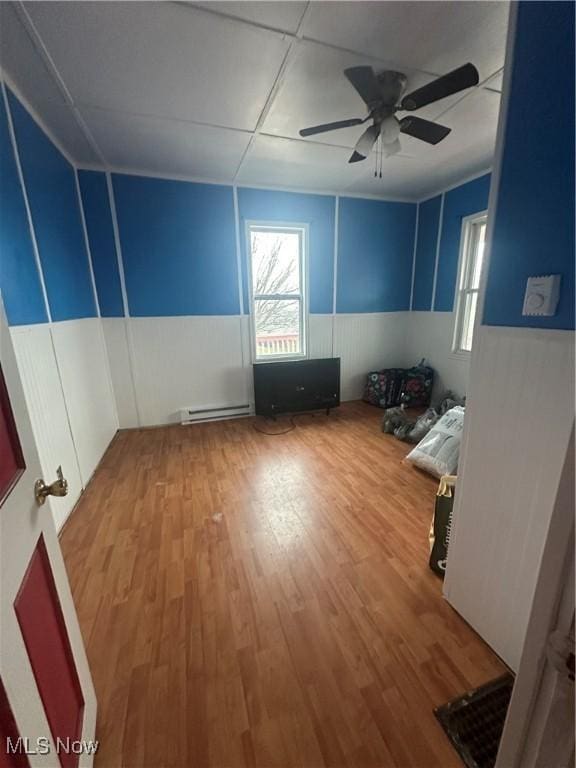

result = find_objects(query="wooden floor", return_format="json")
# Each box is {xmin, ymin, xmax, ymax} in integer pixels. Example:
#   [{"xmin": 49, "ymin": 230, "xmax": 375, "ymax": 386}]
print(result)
[{"xmin": 60, "ymin": 402, "xmax": 504, "ymax": 768}]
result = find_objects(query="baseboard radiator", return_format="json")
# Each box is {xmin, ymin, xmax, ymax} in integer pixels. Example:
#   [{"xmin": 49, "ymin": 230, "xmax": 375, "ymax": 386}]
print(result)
[{"xmin": 179, "ymin": 403, "xmax": 251, "ymax": 425}]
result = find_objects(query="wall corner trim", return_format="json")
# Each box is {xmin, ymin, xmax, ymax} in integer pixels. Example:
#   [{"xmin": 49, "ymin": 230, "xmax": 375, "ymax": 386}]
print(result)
[
  {"xmin": 430, "ymin": 193, "xmax": 445, "ymax": 312},
  {"xmin": 409, "ymin": 202, "xmax": 420, "ymax": 311}
]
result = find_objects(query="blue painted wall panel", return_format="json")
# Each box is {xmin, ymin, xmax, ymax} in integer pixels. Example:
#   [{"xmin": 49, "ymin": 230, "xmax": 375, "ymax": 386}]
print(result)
[
  {"xmin": 483, "ymin": 1, "xmax": 574, "ymax": 330},
  {"xmin": 8, "ymin": 91, "xmax": 96, "ymax": 322},
  {"xmin": 434, "ymin": 174, "xmax": 491, "ymax": 311},
  {"xmin": 112, "ymin": 174, "xmax": 239, "ymax": 316},
  {"xmin": 237, "ymin": 188, "xmax": 335, "ymax": 314},
  {"xmin": 0, "ymin": 91, "xmax": 47, "ymax": 325},
  {"xmin": 412, "ymin": 195, "xmax": 441, "ymax": 311},
  {"xmin": 337, "ymin": 197, "xmax": 416, "ymax": 313},
  {"xmin": 78, "ymin": 170, "xmax": 124, "ymax": 317}
]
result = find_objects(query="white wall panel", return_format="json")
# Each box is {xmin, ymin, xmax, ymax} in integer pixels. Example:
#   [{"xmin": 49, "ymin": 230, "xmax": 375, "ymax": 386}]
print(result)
[
  {"xmin": 334, "ymin": 312, "xmax": 408, "ymax": 401},
  {"xmin": 105, "ymin": 313, "xmax": 418, "ymax": 426},
  {"xmin": 101, "ymin": 318, "xmax": 139, "ymax": 429},
  {"xmin": 10, "ymin": 324, "xmax": 83, "ymax": 532},
  {"xmin": 308, "ymin": 314, "xmax": 334, "ymax": 359},
  {"xmin": 404, "ymin": 311, "xmax": 471, "ymax": 400},
  {"xmin": 444, "ymin": 325, "xmax": 575, "ymax": 671},
  {"xmin": 129, "ymin": 316, "xmax": 246, "ymax": 425},
  {"xmin": 51, "ymin": 318, "xmax": 118, "ymax": 485}
]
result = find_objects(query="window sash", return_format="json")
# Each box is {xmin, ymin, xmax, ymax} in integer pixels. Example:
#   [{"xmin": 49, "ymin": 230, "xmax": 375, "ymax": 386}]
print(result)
[
  {"xmin": 460, "ymin": 220, "xmax": 486, "ymax": 292},
  {"xmin": 247, "ymin": 223, "xmax": 307, "ymax": 362},
  {"xmin": 455, "ymin": 289, "xmax": 479, "ymax": 352},
  {"xmin": 453, "ymin": 214, "xmax": 487, "ymax": 355}
]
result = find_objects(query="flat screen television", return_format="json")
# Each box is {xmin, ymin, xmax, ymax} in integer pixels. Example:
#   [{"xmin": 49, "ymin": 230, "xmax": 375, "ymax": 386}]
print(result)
[{"xmin": 253, "ymin": 358, "xmax": 340, "ymax": 417}]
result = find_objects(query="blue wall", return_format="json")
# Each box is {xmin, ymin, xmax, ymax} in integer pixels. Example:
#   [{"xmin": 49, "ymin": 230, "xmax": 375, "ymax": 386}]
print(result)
[
  {"xmin": 8, "ymin": 91, "xmax": 96, "ymax": 322},
  {"xmin": 337, "ymin": 197, "xmax": 416, "ymax": 313},
  {"xmin": 112, "ymin": 174, "xmax": 239, "ymax": 316},
  {"xmin": 483, "ymin": 1, "xmax": 575, "ymax": 330},
  {"xmin": 0, "ymin": 91, "xmax": 47, "ymax": 325},
  {"xmin": 78, "ymin": 170, "xmax": 124, "ymax": 317},
  {"xmin": 237, "ymin": 188, "xmax": 336, "ymax": 315},
  {"xmin": 434, "ymin": 174, "xmax": 491, "ymax": 311},
  {"xmin": 412, "ymin": 195, "xmax": 441, "ymax": 311}
]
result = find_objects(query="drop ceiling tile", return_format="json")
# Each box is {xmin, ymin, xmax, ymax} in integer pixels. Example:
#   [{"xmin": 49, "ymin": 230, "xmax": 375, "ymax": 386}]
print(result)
[
  {"xmin": 484, "ymin": 70, "xmax": 504, "ymax": 92},
  {"xmin": 344, "ymin": 156, "xmax": 429, "ymax": 199},
  {"xmin": 303, "ymin": 1, "xmax": 509, "ymax": 81},
  {"xmin": 0, "ymin": 2, "xmax": 65, "ymax": 105},
  {"xmin": 390, "ymin": 89, "xmax": 499, "ymax": 197},
  {"xmin": 236, "ymin": 134, "xmax": 366, "ymax": 191},
  {"xmin": 263, "ymin": 41, "xmax": 435, "ymax": 148},
  {"xmin": 80, "ymin": 107, "xmax": 251, "ymax": 180},
  {"xmin": 403, "ymin": 88, "xmax": 500, "ymax": 159},
  {"xmin": 193, "ymin": 1, "xmax": 307, "ymax": 33},
  {"xmin": 25, "ymin": 1, "xmax": 290, "ymax": 131},
  {"xmin": 36, "ymin": 102, "xmax": 101, "ymax": 165}
]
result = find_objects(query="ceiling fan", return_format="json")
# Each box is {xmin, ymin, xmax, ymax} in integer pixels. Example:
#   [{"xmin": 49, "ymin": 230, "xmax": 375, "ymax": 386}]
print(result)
[{"xmin": 299, "ymin": 63, "xmax": 479, "ymax": 164}]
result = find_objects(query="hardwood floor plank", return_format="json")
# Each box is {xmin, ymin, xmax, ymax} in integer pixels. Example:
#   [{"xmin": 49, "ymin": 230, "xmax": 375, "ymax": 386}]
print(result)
[{"xmin": 60, "ymin": 402, "xmax": 505, "ymax": 767}]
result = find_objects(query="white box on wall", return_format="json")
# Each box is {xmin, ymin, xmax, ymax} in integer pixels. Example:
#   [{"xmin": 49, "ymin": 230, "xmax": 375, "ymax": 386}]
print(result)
[{"xmin": 522, "ymin": 274, "xmax": 561, "ymax": 317}]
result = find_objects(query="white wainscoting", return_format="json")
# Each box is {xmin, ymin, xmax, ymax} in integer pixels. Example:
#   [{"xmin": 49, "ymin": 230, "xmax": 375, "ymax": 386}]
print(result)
[
  {"xmin": 128, "ymin": 316, "xmax": 247, "ymax": 426},
  {"xmin": 444, "ymin": 325, "xmax": 575, "ymax": 671},
  {"xmin": 308, "ymin": 314, "xmax": 334, "ymax": 359},
  {"xmin": 403, "ymin": 311, "xmax": 471, "ymax": 400},
  {"xmin": 10, "ymin": 323, "xmax": 84, "ymax": 532},
  {"xmin": 100, "ymin": 313, "xmax": 411, "ymax": 427},
  {"xmin": 51, "ymin": 318, "xmax": 118, "ymax": 486},
  {"xmin": 101, "ymin": 318, "xmax": 139, "ymax": 429},
  {"xmin": 334, "ymin": 312, "xmax": 409, "ymax": 401}
]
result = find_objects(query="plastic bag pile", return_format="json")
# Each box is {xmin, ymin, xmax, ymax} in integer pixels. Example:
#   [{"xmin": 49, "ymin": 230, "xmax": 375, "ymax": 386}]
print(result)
[
  {"xmin": 405, "ymin": 407, "xmax": 465, "ymax": 478},
  {"xmin": 382, "ymin": 392, "xmax": 466, "ymax": 478}
]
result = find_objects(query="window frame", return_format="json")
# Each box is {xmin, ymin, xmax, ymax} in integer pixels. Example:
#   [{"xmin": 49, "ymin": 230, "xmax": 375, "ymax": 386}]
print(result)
[
  {"xmin": 452, "ymin": 210, "xmax": 488, "ymax": 357},
  {"xmin": 245, "ymin": 220, "xmax": 309, "ymax": 364}
]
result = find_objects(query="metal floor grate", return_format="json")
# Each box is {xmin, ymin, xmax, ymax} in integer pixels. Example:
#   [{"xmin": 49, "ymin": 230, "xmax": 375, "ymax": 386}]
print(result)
[{"xmin": 434, "ymin": 674, "xmax": 514, "ymax": 768}]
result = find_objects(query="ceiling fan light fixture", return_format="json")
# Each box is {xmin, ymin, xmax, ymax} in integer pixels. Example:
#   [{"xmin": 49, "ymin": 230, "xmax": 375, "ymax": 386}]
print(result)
[
  {"xmin": 383, "ymin": 139, "xmax": 401, "ymax": 158},
  {"xmin": 381, "ymin": 116, "xmax": 400, "ymax": 144}
]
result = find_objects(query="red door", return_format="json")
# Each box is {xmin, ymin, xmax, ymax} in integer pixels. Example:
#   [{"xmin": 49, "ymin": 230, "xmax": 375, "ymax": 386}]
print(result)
[{"xmin": 0, "ymin": 300, "xmax": 97, "ymax": 767}]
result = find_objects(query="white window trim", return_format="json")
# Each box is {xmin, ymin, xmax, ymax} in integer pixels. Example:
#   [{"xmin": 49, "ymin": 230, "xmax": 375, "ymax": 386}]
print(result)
[
  {"xmin": 245, "ymin": 220, "xmax": 310, "ymax": 364},
  {"xmin": 451, "ymin": 210, "xmax": 488, "ymax": 358}
]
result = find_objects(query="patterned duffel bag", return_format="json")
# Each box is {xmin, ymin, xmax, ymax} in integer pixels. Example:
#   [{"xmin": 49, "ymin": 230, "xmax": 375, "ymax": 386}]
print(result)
[
  {"xmin": 400, "ymin": 360, "xmax": 434, "ymax": 407},
  {"xmin": 363, "ymin": 368, "xmax": 406, "ymax": 408}
]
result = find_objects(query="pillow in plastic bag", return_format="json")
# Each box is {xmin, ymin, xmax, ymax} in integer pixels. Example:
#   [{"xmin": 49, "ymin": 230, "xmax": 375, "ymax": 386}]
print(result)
[{"xmin": 405, "ymin": 406, "xmax": 465, "ymax": 478}]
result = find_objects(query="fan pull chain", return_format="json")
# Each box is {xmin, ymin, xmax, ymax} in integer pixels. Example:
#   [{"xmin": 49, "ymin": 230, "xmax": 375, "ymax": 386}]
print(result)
[
  {"xmin": 374, "ymin": 138, "xmax": 378, "ymax": 178},
  {"xmin": 379, "ymin": 141, "xmax": 383, "ymax": 178}
]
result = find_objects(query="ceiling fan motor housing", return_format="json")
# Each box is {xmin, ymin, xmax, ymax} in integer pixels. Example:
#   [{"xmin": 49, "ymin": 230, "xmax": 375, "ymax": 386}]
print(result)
[{"xmin": 375, "ymin": 70, "xmax": 408, "ymax": 106}]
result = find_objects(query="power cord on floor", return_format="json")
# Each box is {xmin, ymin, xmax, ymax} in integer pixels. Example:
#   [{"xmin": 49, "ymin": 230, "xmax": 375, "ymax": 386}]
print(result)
[{"xmin": 252, "ymin": 411, "xmax": 326, "ymax": 436}]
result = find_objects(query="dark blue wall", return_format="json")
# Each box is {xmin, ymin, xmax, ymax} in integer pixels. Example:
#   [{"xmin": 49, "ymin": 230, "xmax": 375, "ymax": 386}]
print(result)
[
  {"xmin": 112, "ymin": 174, "xmax": 239, "ymax": 316},
  {"xmin": 8, "ymin": 91, "xmax": 96, "ymax": 322},
  {"xmin": 237, "ymin": 188, "xmax": 335, "ymax": 314},
  {"xmin": 78, "ymin": 170, "xmax": 124, "ymax": 317},
  {"xmin": 337, "ymin": 197, "xmax": 416, "ymax": 313},
  {"xmin": 412, "ymin": 195, "xmax": 441, "ymax": 311},
  {"xmin": 434, "ymin": 174, "xmax": 491, "ymax": 311},
  {"xmin": 483, "ymin": 1, "xmax": 575, "ymax": 330},
  {"xmin": 0, "ymin": 92, "xmax": 47, "ymax": 325}
]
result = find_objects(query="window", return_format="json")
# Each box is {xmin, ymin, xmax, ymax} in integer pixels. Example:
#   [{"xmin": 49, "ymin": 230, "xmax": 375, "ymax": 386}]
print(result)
[
  {"xmin": 247, "ymin": 223, "xmax": 307, "ymax": 360},
  {"xmin": 453, "ymin": 213, "xmax": 487, "ymax": 354}
]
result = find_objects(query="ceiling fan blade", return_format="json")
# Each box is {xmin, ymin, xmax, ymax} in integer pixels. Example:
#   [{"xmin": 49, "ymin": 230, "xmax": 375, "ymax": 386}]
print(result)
[
  {"xmin": 400, "ymin": 63, "xmax": 479, "ymax": 111},
  {"xmin": 399, "ymin": 116, "xmax": 451, "ymax": 145},
  {"xmin": 344, "ymin": 66, "xmax": 383, "ymax": 107},
  {"xmin": 348, "ymin": 124, "xmax": 380, "ymax": 163},
  {"xmin": 299, "ymin": 117, "xmax": 366, "ymax": 137}
]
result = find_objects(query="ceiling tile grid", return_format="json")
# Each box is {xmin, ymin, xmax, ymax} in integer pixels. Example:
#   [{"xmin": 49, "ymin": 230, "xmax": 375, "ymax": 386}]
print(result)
[{"xmin": 1, "ymin": 0, "xmax": 508, "ymax": 200}]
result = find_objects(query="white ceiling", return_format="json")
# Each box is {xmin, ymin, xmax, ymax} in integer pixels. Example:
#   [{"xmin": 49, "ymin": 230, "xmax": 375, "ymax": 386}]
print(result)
[{"xmin": 0, "ymin": 1, "xmax": 509, "ymax": 200}]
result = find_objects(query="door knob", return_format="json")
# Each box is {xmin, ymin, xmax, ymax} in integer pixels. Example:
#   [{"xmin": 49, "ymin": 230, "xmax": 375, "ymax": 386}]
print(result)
[{"xmin": 34, "ymin": 466, "xmax": 68, "ymax": 506}]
